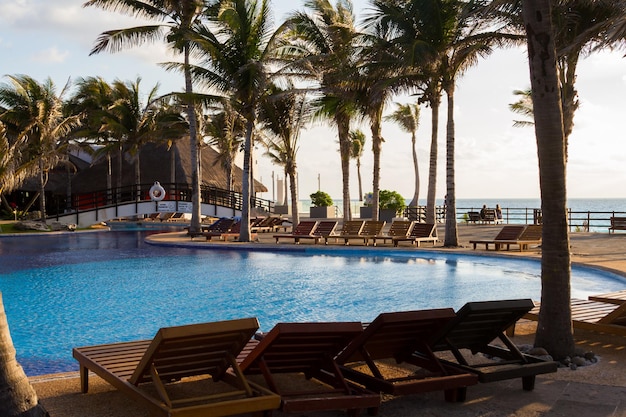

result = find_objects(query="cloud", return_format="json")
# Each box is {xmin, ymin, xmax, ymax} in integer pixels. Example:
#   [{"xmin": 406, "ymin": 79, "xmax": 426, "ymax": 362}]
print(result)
[{"xmin": 30, "ymin": 47, "xmax": 70, "ymax": 64}]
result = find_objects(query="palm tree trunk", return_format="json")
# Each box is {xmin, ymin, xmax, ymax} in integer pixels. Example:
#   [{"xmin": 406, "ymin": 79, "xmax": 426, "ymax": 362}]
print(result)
[
  {"xmin": 409, "ymin": 131, "xmax": 420, "ymax": 207},
  {"xmin": 106, "ymin": 153, "xmax": 112, "ymax": 204},
  {"xmin": 289, "ymin": 169, "xmax": 299, "ymax": 226},
  {"xmin": 0, "ymin": 293, "xmax": 49, "ymax": 417},
  {"xmin": 116, "ymin": 145, "xmax": 122, "ymax": 203},
  {"xmin": 337, "ymin": 114, "xmax": 352, "ymax": 222},
  {"xmin": 357, "ymin": 158, "xmax": 363, "ymax": 202},
  {"xmin": 443, "ymin": 84, "xmax": 458, "ymax": 247},
  {"xmin": 426, "ymin": 95, "xmax": 440, "ymax": 225},
  {"xmin": 239, "ymin": 118, "xmax": 254, "ymax": 242},
  {"xmin": 185, "ymin": 46, "xmax": 202, "ymax": 234},
  {"xmin": 523, "ymin": 0, "xmax": 575, "ymax": 360},
  {"xmin": 370, "ymin": 109, "xmax": 383, "ymax": 222},
  {"xmin": 38, "ymin": 158, "xmax": 47, "ymax": 223},
  {"xmin": 134, "ymin": 152, "xmax": 141, "ymax": 202}
]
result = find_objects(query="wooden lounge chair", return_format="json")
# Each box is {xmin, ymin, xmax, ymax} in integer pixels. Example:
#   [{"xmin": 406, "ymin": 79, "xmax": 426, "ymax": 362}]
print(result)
[
  {"xmin": 428, "ymin": 299, "xmax": 557, "ymax": 391},
  {"xmin": 238, "ymin": 322, "xmax": 380, "ymax": 416},
  {"xmin": 72, "ymin": 318, "xmax": 281, "ymax": 417},
  {"xmin": 589, "ymin": 290, "xmax": 626, "ymax": 305},
  {"xmin": 201, "ymin": 217, "xmax": 237, "ymax": 241},
  {"xmin": 469, "ymin": 225, "xmax": 526, "ymax": 250},
  {"xmin": 323, "ymin": 220, "xmax": 365, "ymax": 245},
  {"xmin": 523, "ymin": 299, "xmax": 626, "ymax": 337},
  {"xmin": 494, "ymin": 224, "xmax": 542, "ymax": 251},
  {"xmin": 392, "ymin": 222, "xmax": 438, "ymax": 247},
  {"xmin": 334, "ymin": 309, "xmax": 478, "ymax": 402},
  {"xmin": 220, "ymin": 221, "xmax": 258, "ymax": 241},
  {"xmin": 370, "ymin": 220, "xmax": 412, "ymax": 246},
  {"xmin": 311, "ymin": 220, "xmax": 338, "ymax": 241},
  {"xmin": 336, "ymin": 220, "xmax": 386, "ymax": 246},
  {"xmin": 273, "ymin": 220, "xmax": 318, "ymax": 244}
]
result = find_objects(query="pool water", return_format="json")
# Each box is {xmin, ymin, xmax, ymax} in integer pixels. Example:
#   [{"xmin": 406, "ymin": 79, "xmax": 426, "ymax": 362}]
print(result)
[{"xmin": 0, "ymin": 230, "xmax": 624, "ymax": 376}]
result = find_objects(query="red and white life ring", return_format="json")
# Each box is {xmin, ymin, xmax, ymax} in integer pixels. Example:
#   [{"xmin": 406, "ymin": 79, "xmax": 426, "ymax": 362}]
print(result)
[{"xmin": 149, "ymin": 181, "xmax": 166, "ymax": 201}]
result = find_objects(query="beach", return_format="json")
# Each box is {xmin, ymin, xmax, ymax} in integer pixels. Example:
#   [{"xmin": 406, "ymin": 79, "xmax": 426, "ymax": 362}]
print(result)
[{"xmin": 25, "ymin": 223, "xmax": 626, "ymax": 416}]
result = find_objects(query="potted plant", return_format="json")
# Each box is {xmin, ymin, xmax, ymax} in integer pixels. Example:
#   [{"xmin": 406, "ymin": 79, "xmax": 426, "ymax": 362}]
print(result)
[
  {"xmin": 309, "ymin": 191, "xmax": 335, "ymax": 218},
  {"xmin": 360, "ymin": 190, "xmax": 406, "ymax": 221}
]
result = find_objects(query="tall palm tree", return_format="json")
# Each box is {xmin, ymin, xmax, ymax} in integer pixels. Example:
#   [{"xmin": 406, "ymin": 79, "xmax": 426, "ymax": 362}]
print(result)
[
  {"xmin": 203, "ymin": 101, "xmax": 245, "ymax": 192},
  {"xmin": 83, "ymin": 0, "xmax": 209, "ymax": 234},
  {"xmin": 190, "ymin": 0, "xmax": 280, "ymax": 241},
  {"xmin": 0, "ymin": 293, "xmax": 49, "ymax": 417},
  {"xmin": 385, "ymin": 102, "xmax": 420, "ymax": 206},
  {"xmin": 68, "ymin": 76, "xmax": 119, "ymax": 203},
  {"xmin": 0, "ymin": 75, "xmax": 82, "ymax": 223},
  {"xmin": 259, "ymin": 84, "xmax": 312, "ymax": 226},
  {"xmin": 281, "ymin": 0, "xmax": 361, "ymax": 222},
  {"xmin": 349, "ymin": 129, "xmax": 365, "ymax": 201},
  {"xmin": 521, "ymin": 0, "xmax": 575, "ymax": 360},
  {"xmin": 102, "ymin": 78, "xmax": 186, "ymax": 201}
]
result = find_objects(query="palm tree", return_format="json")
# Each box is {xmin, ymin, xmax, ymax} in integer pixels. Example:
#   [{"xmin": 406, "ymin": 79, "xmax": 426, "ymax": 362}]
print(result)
[
  {"xmin": 68, "ymin": 76, "xmax": 119, "ymax": 203},
  {"xmin": 349, "ymin": 129, "xmax": 365, "ymax": 201},
  {"xmin": 190, "ymin": 0, "xmax": 280, "ymax": 241},
  {"xmin": 259, "ymin": 84, "xmax": 312, "ymax": 226},
  {"xmin": 509, "ymin": 88, "xmax": 534, "ymax": 127},
  {"xmin": 281, "ymin": 0, "xmax": 361, "ymax": 222},
  {"xmin": 0, "ymin": 75, "xmax": 82, "ymax": 223},
  {"xmin": 102, "ymin": 78, "xmax": 186, "ymax": 201},
  {"xmin": 385, "ymin": 102, "xmax": 420, "ymax": 206},
  {"xmin": 83, "ymin": 0, "xmax": 209, "ymax": 234},
  {"xmin": 203, "ymin": 101, "xmax": 245, "ymax": 192},
  {"xmin": 522, "ymin": 0, "xmax": 575, "ymax": 360},
  {"xmin": 0, "ymin": 292, "xmax": 49, "ymax": 417}
]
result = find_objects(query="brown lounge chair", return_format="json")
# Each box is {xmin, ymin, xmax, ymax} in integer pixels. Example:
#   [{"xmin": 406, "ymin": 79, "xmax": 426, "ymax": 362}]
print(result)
[
  {"xmin": 72, "ymin": 318, "xmax": 280, "ymax": 417},
  {"xmin": 334, "ymin": 220, "xmax": 386, "ymax": 246},
  {"xmin": 523, "ymin": 298, "xmax": 626, "ymax": 337},
  {"xmin": 273, "ymin": 220, "xmax": 318, "ymax": 244},
  {"xmin": 370, "ymin": 220, "xmax": 412, "ymax": 246},
  {"xmin": 201, "ymin": 217, "xmax": 237, "ymax": 241},
  {"xmin": 469, "ymin": 225, "xmax": 526, "ymax": 250},
  {"xmin": 220, "ymin": 220, "xmax": 259, "ymax": 241},
  {"xmin": 334, "ymin": 309, "xmax": 478, "ymax": 403},
  {"xmin": 428, "ymin": 299, "xmax": 557, "ymax": 391},
  {"xmin": 494, "ymin": 224, "xmax": 542, "ymax": 251},
  {"xmin": 589, "ymin": 289, "xmax": 626, "ymax": 305},
  {"xmin": 392, "ymin": 222, "xmax": 438, "ymax": 247},
  {"xmin": 323, "ymin": 220, "xmax": 365, "ymax": 245},
  {"xmin": 238, "ymin": 322, "xmax": 380, "ymax": 416}
]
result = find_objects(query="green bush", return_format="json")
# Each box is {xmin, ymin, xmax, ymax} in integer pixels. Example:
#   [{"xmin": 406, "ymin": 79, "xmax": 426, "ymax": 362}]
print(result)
[
  {"xmin": 378, "ymin": 190, "xmax": 406, "ymax": 214},
  {"xmin": 310, "ymin": 191, "xmax": 333, "ymax": 207}
]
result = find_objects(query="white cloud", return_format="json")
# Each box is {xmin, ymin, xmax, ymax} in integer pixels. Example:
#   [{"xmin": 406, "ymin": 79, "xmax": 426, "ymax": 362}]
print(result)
[{"xmin": 30, "ymin": 46, "xmax": 69, "ymax": 64}]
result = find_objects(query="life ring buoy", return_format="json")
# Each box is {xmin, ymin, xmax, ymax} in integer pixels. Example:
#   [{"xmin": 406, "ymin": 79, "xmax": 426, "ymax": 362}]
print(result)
[{"xmin": 149, "ymin": 182, "xmax": 166, "ymax": 201}]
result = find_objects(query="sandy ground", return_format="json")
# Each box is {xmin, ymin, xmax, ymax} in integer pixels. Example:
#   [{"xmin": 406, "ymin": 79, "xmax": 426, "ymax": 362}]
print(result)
[{"xmin": 28, "ymin": 223, "xmax": 626, "ymax": 417}]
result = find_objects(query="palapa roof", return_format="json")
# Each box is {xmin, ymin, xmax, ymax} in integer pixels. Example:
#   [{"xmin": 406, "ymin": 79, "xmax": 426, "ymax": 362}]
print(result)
[{"xmin": 67, "ymin": 140, "xmax": 267, "ymax": 194}]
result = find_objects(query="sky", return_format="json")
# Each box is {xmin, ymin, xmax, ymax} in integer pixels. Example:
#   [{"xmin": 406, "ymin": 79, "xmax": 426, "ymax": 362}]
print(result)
[{"xmin": 1, "ymin": 0, "xmax": 625, "ymax": 202}]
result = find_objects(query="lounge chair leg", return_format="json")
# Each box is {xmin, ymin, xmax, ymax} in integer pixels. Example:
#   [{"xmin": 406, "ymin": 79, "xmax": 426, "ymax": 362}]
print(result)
[
  {"xmin": 522, "ymin": 375, "xmax": 536, "ymax": 391},
  {"xmin": 79, "ymin": 365, "xmax": 89, "ymax": 393}
]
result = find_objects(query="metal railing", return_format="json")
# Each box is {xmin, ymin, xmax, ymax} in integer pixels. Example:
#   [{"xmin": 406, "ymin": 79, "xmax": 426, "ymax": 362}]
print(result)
[
  {"xmin": 402, "ymin": 205, "xmax": 626, "ymax": 233},
  {"xmin": 50, "ymin": 183, "xmax": 274, "ymax": 219}
]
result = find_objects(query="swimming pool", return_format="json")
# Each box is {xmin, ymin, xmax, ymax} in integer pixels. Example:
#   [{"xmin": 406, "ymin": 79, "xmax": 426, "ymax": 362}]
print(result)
[{"xmin": 1, "ymin": 230, "xmax": 624, "ymax": 376}]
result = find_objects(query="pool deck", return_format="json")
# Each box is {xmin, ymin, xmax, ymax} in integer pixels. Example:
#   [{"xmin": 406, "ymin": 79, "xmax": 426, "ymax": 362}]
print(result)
[{"xmin": 30, "ymin": 223, "xmax": 626, "ymax": 417}]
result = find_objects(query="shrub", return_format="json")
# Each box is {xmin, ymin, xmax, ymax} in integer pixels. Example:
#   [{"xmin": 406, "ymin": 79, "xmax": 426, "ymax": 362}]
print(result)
[
  {"xmin": 310, "ymin": 191, "xmax": 333, "ymax": 207},
  {"xmin": 378, "ymin": 190, "xmax": 406, "ymax": 214}
]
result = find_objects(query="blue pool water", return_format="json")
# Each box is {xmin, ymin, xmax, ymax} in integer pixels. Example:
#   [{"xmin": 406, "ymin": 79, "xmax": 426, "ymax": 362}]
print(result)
[{"xmin": 1, "ymin": 230, "xmax": 625, "ymax": 376}]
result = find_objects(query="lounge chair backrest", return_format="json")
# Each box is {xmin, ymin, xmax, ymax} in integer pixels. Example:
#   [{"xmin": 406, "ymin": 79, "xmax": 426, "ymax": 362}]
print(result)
[
  {"xmin": 313, "ymin": 221, "xmax": 338, "ymax": 237},
  {"xmin": 129, "ymin": 317, "xmax": 259, "ymax": 385},
  {"xmin": 409, "ymin": 223, "xmax": 436, "ymax": 238},
  {"xmin": 361, "ymin": 221, "xmax": 386, "ymax": 235},
  {"xmin": 430, "ymin": 299, "xmax": 534, "ymax": 352},
  {"xmin": 339, "ymin": 221, "xmax": 365, "ymax": 235},
  {"xmin": 228, "ymin": 220, "xmax": 242, "ymax": 233},
  {"xmin": 387, "ymin": 221, "xmax": 412, "ymax": 237},
  {"xmin": 207, "ymin": 218, "xmax": 236, "ymax": 233},
  {"xmin": 493, "ymin": 225, "xmax": 526, "ymax": 240},
  {"xmin": 336, "ymin": 309, "xmax": 455, "ymax": 364},
  {"xmin": 519, "ymin": 225, "xmax": 542, "ymax": 241},
  {"xmin": 239, "ymin": 322, "xmax": 363, "ymax": 375},
  {"xmin": 292, "ymin": 221, "xmax": 317, "ymax": 235}
]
